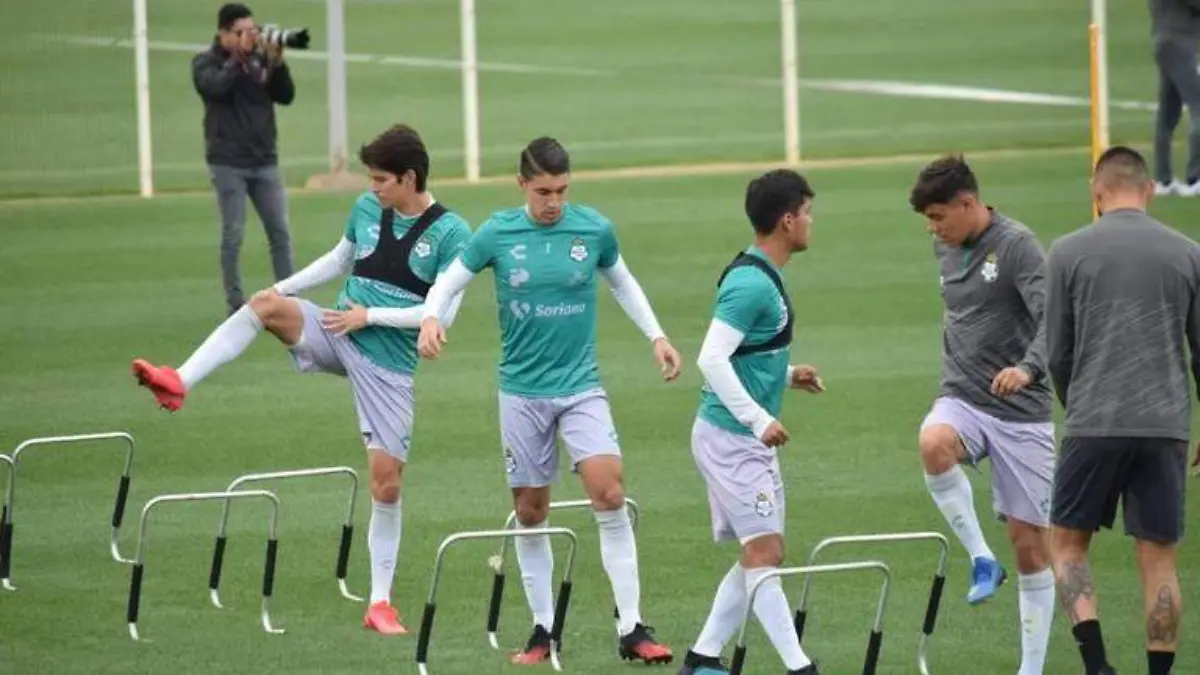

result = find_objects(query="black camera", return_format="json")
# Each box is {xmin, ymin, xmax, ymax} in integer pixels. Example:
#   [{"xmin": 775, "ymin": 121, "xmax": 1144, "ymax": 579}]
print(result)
[{"xmin": 257, "ymin": 24, "xmax": 310, "ymax": 50}]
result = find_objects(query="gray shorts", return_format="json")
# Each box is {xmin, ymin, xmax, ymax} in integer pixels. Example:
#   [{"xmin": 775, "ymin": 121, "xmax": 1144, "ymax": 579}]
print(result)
[
  {"xmin": 691, "ymin": 416, "xmax": 785, "ymax": 543},
  {"xmin": 287, "ymin": 299, "xmax": 414, "ymax": 461},
  {"xmin": 921, "ymin": 396, "xmax": 1055, "ymax": 526},
  {"xmin": 499, "ymin": 388, "xmax": 621, "ymax": 489}
]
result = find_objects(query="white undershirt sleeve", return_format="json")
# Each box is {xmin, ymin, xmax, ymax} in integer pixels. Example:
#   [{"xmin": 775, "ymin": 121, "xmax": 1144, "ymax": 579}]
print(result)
[
  {"xmin": 696, "ymin": 318, "xmax": 776, "ymax": 439},
  {"xmin": 273, "ymin": 237, "xmax": 355, "ymax": 296},
  {"xmin": 419, "ymin": 259, "xmax": 476, "ymax": 323},
  {"xmin": 598, "ymin": 255, "xmax": 666, "ymax": 341}
]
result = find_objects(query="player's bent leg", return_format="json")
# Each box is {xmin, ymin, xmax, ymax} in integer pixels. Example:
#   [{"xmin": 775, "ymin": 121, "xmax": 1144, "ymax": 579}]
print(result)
[
  {"xmin": 363, "ymin": 448, "xmax": 408, "ymax": 636},
  {"xmin": 1136, "ymin": 539, "xmax": 1181, "ymax": 674},
  {"xmin": 510, "ymin": 486, "xmax": 557, "ymax": 665},
  {"xmin": 740, "ymin": 534, "xmax": 817, "ymax": 675},
  {"xmin": 918, "ymin": 422, "xmax": 1001, "ymax": 603},
  {"xmin": 576, "ymin": 456, "xmax": 671, "ymax": 663},
  {"xmin": 1006, "ymin": 519, "xmax": 1054, "ymax": 675}
]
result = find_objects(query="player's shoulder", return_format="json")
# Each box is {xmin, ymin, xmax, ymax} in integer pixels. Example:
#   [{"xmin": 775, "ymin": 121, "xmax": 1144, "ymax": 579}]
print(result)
[
  {"xmin": 481, "ymin": 206, "xmax": 528, "ymax": 230},
  {"xmin": 991, "ymin": 212, "xmax": 1045, "ymax": 253},
  {"xmin": 350, "ymin": 190, "xmax": 383, "ymax": 216},
  {"xmin": 719, "ymin": 260, "xmax": 776, "ymax": 295},
  {"xmin": 565, "ymin": 203, "xmax": 614, "ymax": 232},
  {"xmin": 432, "ymin": 207, "xmax": 472, "ymax": 235}
]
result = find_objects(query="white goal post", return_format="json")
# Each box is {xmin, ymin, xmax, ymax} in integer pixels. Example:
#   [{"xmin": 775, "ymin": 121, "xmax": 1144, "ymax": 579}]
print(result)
[{"xmin": 129, "ymin": 0, "xmax": 1110, "ymax": 198}]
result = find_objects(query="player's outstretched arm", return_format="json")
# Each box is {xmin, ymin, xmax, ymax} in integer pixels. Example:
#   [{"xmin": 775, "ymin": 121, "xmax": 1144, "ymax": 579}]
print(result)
[
  {"xmin": 696, "ymin": 318, "xmax": 788, "ymax": 447},
  {"xmin": 1044, "ymin": 242, "xmax": 1074, "ymax": 407},
  {"xmin": 599, "ymin": 255, "xmax": 681, "ymax": 380},
  {"xmin": 418, "ymin": 259, "xmax": 476, "ymax": 358},
  {"xmin": 274, "ymin": 237, "xmax": 356, "ymax": 297}
]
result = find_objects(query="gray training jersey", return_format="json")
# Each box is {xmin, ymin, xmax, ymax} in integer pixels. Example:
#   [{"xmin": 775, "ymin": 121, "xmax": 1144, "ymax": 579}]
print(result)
[
  {"xmin": 1149, "ymin": 0, "xmax": 1200, "ymax": 43},
  {"xmin": 1046, "ymin": 207, "xmax": 1200, "ymax": 441},
  {"xmin": 935, "ymin": 210, "xmax": 1053, "ymax": 423}
]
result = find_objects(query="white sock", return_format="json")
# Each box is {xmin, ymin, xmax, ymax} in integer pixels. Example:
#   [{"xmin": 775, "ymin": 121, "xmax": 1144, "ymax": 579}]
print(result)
[
  {"xmin": 693, "ymin": 563, "xmax": 748, "ymax": 658},
  {"xmin": 1017, "ymin": 568, "xmax": 1055, "ymax": 675},
  {"xmin": 177, "ymin": 304, "xmax": 264, "ymax": 390},
  {"xmin": 595, "ymin": 506, "xmax": 643, "ymax": 636},
  {"xmin": 367, "ymin": 499, "xmax": 402, "ymax": 605},
  {"xmin": 514, "ymin": 519, "xmax": 555, "ymax": 629},
  {"xmin": 924, "ymin": 466, "xmax": 995, "ymax": 561},
  {"xmin": 745, "ymin": 567, "xmax": 811, "ymax": 671}
]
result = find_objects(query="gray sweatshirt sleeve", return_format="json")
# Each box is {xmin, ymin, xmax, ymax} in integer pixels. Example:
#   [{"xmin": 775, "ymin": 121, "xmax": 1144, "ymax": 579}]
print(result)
[
  {"xmin": 1188, "ymin": 251, "xmax": 1200, "ymax": 400},
  {"xmin": 1011, "ymin": 234, "xmax": 1049, "ymax": 381},
  {"xmin": 1045, "ymin": 241, "xmax": 1074, "ymax": 407}
]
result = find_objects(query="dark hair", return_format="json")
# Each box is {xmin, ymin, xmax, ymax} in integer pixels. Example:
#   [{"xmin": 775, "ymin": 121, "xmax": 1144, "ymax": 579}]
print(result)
[
  {"xmin": 1093, "ymin": 145, "xmax": 1151, "ymax": 190},
  {"xmin": 909, "ymin": 155, "xmax": 979, "ymax": 213},
  {"xmin": 217, "ymin": 3, "xmax": 253, "ymax": 30},
  {"xmin": 519, "ymin": 137, "xmax": 570, "ymax": 180},
  {"xmin": 358, "ymin": 124, "xmax": 430, "ymax": 191},
  {"xmin": 744, "ymin": 169, "xmax": 815, "ymax": 235}
]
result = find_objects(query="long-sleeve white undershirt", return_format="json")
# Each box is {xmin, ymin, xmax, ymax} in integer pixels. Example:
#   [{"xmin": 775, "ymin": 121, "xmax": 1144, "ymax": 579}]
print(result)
[{"xmin": 697, "ymin": 318, "xmax": 795, "ymax": 439}]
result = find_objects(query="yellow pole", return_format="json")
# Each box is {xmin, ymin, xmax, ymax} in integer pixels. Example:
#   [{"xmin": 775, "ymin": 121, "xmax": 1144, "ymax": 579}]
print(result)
[{"xmin": 1089, "ymin": 23, "xmax": 1103, "ymax": 219}]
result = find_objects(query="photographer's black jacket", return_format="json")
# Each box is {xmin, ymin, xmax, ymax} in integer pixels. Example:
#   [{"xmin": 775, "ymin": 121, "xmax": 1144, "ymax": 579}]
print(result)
[{"xmin": 192, "ymin": 38, "xmax": 295, "ymax": 169}]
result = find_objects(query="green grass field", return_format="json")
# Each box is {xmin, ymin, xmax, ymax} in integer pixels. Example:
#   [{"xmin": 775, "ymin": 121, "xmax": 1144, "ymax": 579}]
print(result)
[{"xmin": 1, "ymin": 150, "xmax": 1199, "ymax": 674}]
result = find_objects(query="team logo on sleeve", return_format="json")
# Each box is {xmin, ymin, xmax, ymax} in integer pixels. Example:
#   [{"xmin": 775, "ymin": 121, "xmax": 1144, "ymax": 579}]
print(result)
[
  {"xmin": 980, "ymin": 251, "xmax": 999, "ymax": 283},
  {"xmin": 414, "ymin": 237, "xmax": 432, "ymax": 258},
  {"xmin": 754, "ymin": 491, "xmax": 775, "ymax": 517},
  {"xmin": 568, "ymin": 237, "xmax": 588, "ymax": 262}
]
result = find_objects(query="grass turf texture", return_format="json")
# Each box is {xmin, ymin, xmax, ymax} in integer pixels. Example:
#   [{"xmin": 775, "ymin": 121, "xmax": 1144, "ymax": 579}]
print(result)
[
  {"xmin": 1, "ymin": 150, "xmax": 1198, "ymax": 674},
  {"xmin": 0, "ymin": 0, "xmax": 1170, "ymax": 198}
]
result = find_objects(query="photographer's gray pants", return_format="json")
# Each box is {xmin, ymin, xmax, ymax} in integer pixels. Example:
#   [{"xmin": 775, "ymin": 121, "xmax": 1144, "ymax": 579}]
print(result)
[
  {"xmin": 1153, "ymin": 38, "xmax": 1200, "ymax": 185},
  {"xmin": 208, "ymin": 164, "xmax": 294, "ymax": 315}
]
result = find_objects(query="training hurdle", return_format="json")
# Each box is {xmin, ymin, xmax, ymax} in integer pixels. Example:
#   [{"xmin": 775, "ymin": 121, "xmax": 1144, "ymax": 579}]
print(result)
[
  {"xmin": 417, "ymin": 527, "xmax": 580, "ymax": 675},
  {"xmin": 485, "ymin": 497, "xmax": 639, "ymax": 649},
  {"xmin": 127, "ymin": 489, "xmax": 284, "ymax": 641},
  {"xmin": 209, "ymin": 466, "xmax": 362, "ymax": 608},
  {"xmin": 730, "ymin": 560, "xmax": 893, "ymax": 675},
  {"xmin": 2, "ymin": 432, "xmax": 137, "ymax": 591},
  {"xmin": 794, "ymin": 532, "xmax": 950, "ymax": 675}
]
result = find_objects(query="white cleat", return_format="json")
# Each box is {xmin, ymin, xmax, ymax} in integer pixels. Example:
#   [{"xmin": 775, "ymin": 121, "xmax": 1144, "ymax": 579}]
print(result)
[{"xmin": 1155, "ymin": 180, "xmax": 1184, "ymax": 197}]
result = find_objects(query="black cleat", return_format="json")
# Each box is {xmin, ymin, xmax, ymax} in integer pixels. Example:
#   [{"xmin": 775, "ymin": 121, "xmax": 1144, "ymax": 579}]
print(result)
[
  {"xmin": 619, "ymin": 623, "xmax": 674, "ymax": 664},
  {"xmin": 510, "ymin": 624, "xmax": 553, "ymax": 665},
  {"xmin": 788, "ymin": 663, "xmax": 821, "ymax": 675},
  {"xmin": 677, "ymin": 649, "xmax": 728, "ymax": 674}
]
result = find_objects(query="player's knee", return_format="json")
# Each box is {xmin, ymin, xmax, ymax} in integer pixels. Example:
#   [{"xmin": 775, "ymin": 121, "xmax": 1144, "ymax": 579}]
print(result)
[
  {"xmin": 516, "ymin": 501, "xmax": 548, "ymax": 527},
  {"xmin": 918, "ymin": 426, "xmax": 960, "ymax": 474},
  {"xmin": 371, "ymin": 479, "xmax": 400, "ymax": 504},
  {"xmin": 589, "ymin": 481, "xmax": 626, "ymax": 511},
  {"xmin": 248, "ymin": 292, "xmax": 285, "ymax": 325},
  {"xmin": 741, "ymin": 534, "xmax": 784, "ymax": 568},
  {"xmin": 1009, "ymin": 524, "xmax": 1049, "ymax": 573}
]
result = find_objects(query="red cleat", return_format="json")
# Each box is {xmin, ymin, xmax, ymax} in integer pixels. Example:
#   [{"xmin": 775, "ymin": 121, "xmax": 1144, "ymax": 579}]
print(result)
[
  {"xmin": 363, "ymin": 600, "xmax": 408, "ymax": 636},
  {"xmin": 131, "ymin": 359, "xmax": 186, "ymax": 412},
  {"xmin": 510, "ymin": 625, "xmax": 553, "ymax": 665},
  {"xmin": 619, "ymin": 623, "xmax": 674, "ymax": 665}
]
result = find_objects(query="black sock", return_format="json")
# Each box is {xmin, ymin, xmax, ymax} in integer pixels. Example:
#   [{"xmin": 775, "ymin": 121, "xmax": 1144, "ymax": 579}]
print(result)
[
  {"xmin": 1072, "ymin": 620, "xmax": 1109, "ymax": 673},
  {"xmin": 1148, "ymin": 650, "xmax": 1175, "ymax": 675}
]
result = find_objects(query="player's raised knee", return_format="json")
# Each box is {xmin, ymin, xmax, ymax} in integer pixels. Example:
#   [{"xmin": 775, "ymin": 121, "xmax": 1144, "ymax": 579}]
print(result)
[
  {"xmin": 918, "ymin": 425, "xmax": 961, "ymax": 474},
  {"xmin": 741, "ymin": 534, "xmax": 785, "ymax": 568}
]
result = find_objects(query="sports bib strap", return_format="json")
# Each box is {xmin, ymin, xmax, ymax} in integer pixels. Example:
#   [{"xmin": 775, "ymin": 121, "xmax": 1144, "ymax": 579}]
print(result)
[
  {"xmin": 352, "ymin": 202, "xmax": 449, "ymax": 298},
  {"xmin": 716, "ymin": 252, "xmax": 793, "ymax": 356}
]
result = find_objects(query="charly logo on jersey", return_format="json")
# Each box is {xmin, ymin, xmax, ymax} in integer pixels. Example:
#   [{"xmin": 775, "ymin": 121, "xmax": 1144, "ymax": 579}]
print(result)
[
  {"xmin": 509, "ymin": 244, "xmax": 527, "ymax": 261},
  {"xmin": 981, "ymin": 251, "xmax": 999, "ymax": 282},
  {"xmin": 754, "ymin": 491, "xmax": 774, "ymax": 518},
  {"xmin": 508, "ymin": 267, "xmax": 531, "ymax": 288},
  {"xmin": 568, "ymin": 237, "xmax": 588, "ymax": 262},
  {"xmin": 413, "ymin": 237, "xmax": 432, "ymax": 258}
]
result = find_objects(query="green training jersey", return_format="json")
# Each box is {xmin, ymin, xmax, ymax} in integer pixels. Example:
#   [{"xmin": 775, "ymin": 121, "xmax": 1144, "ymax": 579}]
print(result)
[
  {"xmin": 458, "ymin": 203, "xmax": 620, "ymax": 398},
  {"xmin": 339, "ymin": 192, "xmax": 472, "ymax": 374},
  {"xmin": 697, "ymin": 246, "xmax": 792, "ymax": 437}
]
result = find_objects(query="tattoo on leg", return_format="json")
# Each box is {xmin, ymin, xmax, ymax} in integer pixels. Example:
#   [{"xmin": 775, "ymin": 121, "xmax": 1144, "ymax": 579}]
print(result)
[
  {"xmin": 1056, "ymin": 559, "xmax": 1095, "ymax": 624},
  {"xmin": 1146, "ymin": 584, "xmax": 1179, "ymax": 645}
]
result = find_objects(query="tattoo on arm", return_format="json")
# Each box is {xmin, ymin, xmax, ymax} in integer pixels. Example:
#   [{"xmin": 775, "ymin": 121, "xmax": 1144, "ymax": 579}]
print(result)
[
  {"xmin": 1147, "ymin": 584, "xmax": 1180, "ymax": 645},
  {"xmin": 1056, "ymin": 559, "xmax": 1095, "ymax": 624}
]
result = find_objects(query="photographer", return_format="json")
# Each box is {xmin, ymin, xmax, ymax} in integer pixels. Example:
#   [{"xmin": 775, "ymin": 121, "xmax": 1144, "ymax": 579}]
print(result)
[{"xmin": 192, "ymin": 3, "xmax": 296, "ymax": 316}]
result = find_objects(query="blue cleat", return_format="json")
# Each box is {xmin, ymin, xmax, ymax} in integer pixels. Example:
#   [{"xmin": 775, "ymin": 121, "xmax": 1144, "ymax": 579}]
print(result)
[
  {"xmin": 966, "ymin": 556, "xmax": 1007, "ymax": 604},
  {"xmin": 678, "ymin": 650, "xmax": 728, "ymax": 674}
]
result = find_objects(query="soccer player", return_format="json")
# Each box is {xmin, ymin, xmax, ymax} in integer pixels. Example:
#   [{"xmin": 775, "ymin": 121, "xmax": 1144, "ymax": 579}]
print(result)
[
  {"xmin": 909, "ymin": 156, "xmax": 1056, "ymax": 675},
  {"xmin": 417, "ymin": 137, "xmax": 680, "ymax": 665},
  {"xmin": 130, "ymin": 124, "xmax": 469, "ymax": 637},
  {"xmin": 1046, "ymin": 146, "xmax": 1198, "ymax": 675},
  {"xmin": 679, "ymin": 169, "xmax": 823, "ymax": 675}
]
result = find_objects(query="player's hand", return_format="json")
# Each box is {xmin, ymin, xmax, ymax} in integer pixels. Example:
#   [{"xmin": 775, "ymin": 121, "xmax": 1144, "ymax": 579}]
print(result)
[
  {"xmin": 321, "ymin": 302, "xmax": 368, "ymax": 337},
  {"xmin": 790, "ymin": 364, "xmax": 825, "ymax": 393},
  {"xmin": 653, "ymin": 337, "xmax": 682, "ymax": 381},
  {"xmin": 990, "ymin": 366, "xmax": 1032, "ymax": 396},
  {"xmin": 417, "ymin": 317, "xmax": 446, "ymax": 359},
  {"xmin": 759, "ymin": 420, "xmax": 790, "ymax": 448}
]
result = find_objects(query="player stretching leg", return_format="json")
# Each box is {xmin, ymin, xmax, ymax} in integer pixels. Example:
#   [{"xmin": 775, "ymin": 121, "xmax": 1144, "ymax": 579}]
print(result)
[
  {"xmin": 131, "ymin": 124, "xmax": 470, "ymax": 636},
  {"xmin": 910, "ymin": 156, "xmax": 1056, "ymax": 674},
  {"xmin": 418, "ymin": 137, "xmax": 680, "ymax": 665},
  {"xmin": 679, "ymin": 169, "xmax": 822, "ymax": 675}
]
